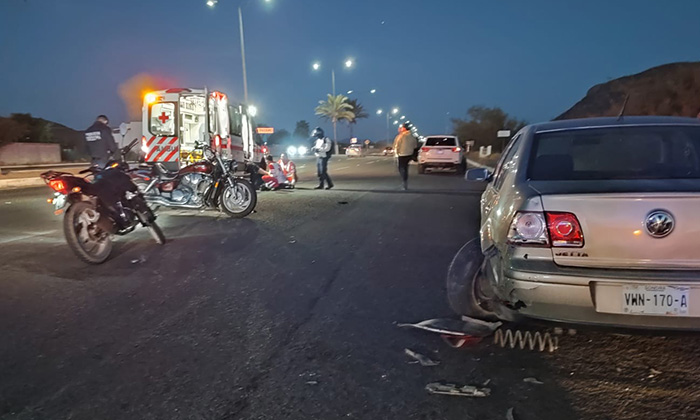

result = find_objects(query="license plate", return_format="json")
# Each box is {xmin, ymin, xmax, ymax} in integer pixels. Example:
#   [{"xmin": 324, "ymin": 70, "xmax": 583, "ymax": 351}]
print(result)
[
  {"xmin": 437, "ymin": 150, "xmax": 444, "ymax": 154},
  {"xmin": 622, "ymin": 285, "xmax": 689, "ymax": 316}
]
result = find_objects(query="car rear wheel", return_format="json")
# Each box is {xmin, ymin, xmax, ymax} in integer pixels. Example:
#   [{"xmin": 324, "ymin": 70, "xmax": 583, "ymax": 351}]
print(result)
[{"xmin": 446, "ymin": 238, "xmax": 499, "ymax": 321}]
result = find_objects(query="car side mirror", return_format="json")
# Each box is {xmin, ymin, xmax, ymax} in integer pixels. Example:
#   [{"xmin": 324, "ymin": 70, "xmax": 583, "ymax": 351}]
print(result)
[{"xmin": 465, "ymin": 168, "xmax": 492, "ymax": 182}]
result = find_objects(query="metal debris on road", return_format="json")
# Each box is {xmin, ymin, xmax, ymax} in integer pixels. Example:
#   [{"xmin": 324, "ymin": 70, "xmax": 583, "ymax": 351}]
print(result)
[
  {"xmin": 493, "ymin": 329, "xmax": 559, "ymax": 353},
  {"xmin": 425, "ymin": 382, "xmax": 490, "ymax": 397},
  {"xmin": 506, "ymin": 407, "xmax": 516, "ymax": 420},
  {"xmin": 523, "ymin": 377, "xmax": 544, "ymax": 385},
  {"xmin": 398, "ymin": 317, "xmax": 501, "ymax": 337},
  {"xmin": 404, "ymin": 348, "xmax": 440, "ymax": 366}
]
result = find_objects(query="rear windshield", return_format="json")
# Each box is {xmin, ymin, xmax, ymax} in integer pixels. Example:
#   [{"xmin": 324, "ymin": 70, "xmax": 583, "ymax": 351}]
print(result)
[
  {"xmin": 425, "ymin": 137, "xmax": 457, "ymax": 146},
  {"xmin": 529, "ymin": 126, "xmax": 700, "ymax": 180}
]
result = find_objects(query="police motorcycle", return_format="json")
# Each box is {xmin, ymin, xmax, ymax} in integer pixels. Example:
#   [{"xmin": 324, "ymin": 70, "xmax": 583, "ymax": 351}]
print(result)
[
  {"xmin": 41, "ymin": 138, "xmax": 165, "ymax": 264},
  {"xmin": 129, "ymin": 141, "xmax": 257, "ymax": 218}
]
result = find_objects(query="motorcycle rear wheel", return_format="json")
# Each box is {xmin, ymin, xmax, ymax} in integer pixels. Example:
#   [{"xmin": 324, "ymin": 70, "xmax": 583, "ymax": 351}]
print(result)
[{"xmin": 63, "ymin": 201, "xmax": 113, "ymax": 264}]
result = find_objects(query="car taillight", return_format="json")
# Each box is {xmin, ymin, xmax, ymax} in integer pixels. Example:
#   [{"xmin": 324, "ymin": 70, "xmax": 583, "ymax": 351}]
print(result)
[
  {"xmin": 507, "ymin": 212, "xmax": 549, "ymax": 246},
  {"xmin": 452, "ymin": 147, "xmax": 461, "ymax": 152},
  {"xmin": 546, "ymin": 212, "xmax": 584, "ymax": 247},
  {"xmin": 421, "ymin": 147, "xmax": 430, "ymax": 152},
  {"xmin": 213, "ymin": 135, "xmax": 221, "ymax": 148},
  {"xmin": 508, "ymin": 211, "xmax": 584, "ymax": 248},
  {"xmin": 48, "ymin": 179, "xmax": 67, "ymax": 194}
]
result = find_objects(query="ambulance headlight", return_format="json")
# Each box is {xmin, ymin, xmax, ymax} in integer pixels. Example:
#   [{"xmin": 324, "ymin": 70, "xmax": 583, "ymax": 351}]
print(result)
[
  {"xmin": 287, "ymin": 146, "xmax": 297, "ymax": 157},
  {"xmin": 298, "ymin": 146, "xmax": 307, "ymax": 156}
]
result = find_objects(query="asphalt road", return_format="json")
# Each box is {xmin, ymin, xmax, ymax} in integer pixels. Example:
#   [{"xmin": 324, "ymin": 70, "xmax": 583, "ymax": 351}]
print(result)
[{"xmin": 1, "ymin": 156, "xmax": 699, "ymax": 420}]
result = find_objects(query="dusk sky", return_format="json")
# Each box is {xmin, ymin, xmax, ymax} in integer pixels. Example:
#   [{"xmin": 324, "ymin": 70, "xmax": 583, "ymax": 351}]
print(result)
[{"xmin": 2, "ymin": 0, "xmax": 700, "ymax": 140}]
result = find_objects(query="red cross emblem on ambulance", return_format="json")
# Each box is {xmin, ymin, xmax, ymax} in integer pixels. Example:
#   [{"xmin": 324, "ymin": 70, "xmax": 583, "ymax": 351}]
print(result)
[{"xmin": 158, "ymin": 112, "xmax": 170, "ymax": 124}]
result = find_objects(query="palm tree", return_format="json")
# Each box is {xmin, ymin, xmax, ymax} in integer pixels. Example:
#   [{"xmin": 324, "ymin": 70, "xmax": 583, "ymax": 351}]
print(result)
[
  {"xmin": 346, "ymin": 98, "xmax": 369, "ymax": 138},
  {"xmin": 315, "ymin": 94, "xmax": 355, "ymax": 152}
]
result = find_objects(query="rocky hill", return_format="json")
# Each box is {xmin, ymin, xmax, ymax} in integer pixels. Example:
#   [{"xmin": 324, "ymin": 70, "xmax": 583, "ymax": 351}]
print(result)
[{"xmin": 556, "ymin": 62, "xmax": 700, "ymax": 120}]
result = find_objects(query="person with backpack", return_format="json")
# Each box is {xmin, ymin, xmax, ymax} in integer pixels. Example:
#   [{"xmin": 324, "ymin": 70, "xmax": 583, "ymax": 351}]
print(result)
[{"xmin": 311, "ymin": 127, "xmax": 334, "ymax": 190}]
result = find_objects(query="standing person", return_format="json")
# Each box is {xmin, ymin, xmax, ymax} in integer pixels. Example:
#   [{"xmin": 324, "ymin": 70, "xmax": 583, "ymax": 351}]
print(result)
[
  {"xmin": 84, "ymin": 115, "xmax": 118, "ymax": 168},
  {"xmin": 311, "ymin": 127, "xmax": 334, "ymax": 190},
  {"xmin": 393, "ymin": 122, "xmax": 418, "ymax": 190}
]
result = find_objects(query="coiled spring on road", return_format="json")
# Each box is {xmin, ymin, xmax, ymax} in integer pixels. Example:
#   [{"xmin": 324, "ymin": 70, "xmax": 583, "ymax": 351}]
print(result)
[{"xmin": 493, "ymin": 329, "xmax": 559, "ymax": 353}]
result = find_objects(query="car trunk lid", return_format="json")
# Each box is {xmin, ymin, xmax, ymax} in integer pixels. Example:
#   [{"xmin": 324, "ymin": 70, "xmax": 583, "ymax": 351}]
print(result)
[{"xmin": 541, "ymin": 192, "xmax": 700, "ymax": 269}]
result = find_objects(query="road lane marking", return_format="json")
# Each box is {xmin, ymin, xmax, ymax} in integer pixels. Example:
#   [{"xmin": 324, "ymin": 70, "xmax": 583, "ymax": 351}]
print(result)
[
  {"xmin": 335, "ymin": 166, "xmax": 349, "ymax": 170},
  {"xmin": 366, "ymin": 160, "xmax": 377, "ymax": 164}
]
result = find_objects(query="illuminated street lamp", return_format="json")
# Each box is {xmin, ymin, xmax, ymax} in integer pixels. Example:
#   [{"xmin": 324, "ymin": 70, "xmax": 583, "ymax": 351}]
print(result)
[
  {"xmin": 370, "ymin": 89, "xmax": 377, "ymax": 94},
  {"xmin": 311, "ymin": 57, "xmax": 354, "ymax": 96},
  {"xmin": 347, "ymin": 90, "xmax": 353, "ymax": 94},
  {"xmin": 377, "ymin": 107, "xmax": 399, "ymax": 140},
  {"xmin": 248, "ymin": 105, "xmax": 258, "ymax": 117}
]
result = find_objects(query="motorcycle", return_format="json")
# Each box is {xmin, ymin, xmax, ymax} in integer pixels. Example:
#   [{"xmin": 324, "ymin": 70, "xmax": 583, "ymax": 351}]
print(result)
[
  {"xmin": 130, "ymin": 142, "xmax": 257, "ymax": 218},
  {"xmin": 41, "ymin": 139, "xmax": 165, "ymax": 264}
]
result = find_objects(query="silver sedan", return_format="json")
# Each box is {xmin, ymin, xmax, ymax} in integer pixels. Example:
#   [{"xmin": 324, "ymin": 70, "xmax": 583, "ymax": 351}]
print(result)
[{"xmin": 449, "ymin": 116, "xmax": 700, "ymax": 330}]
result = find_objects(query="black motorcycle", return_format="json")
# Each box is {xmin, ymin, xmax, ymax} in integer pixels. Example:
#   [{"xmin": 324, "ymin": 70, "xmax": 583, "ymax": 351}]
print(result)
[
  {"xmin": 130, "ymin": 142, "xmax": 257, "ymax": 218},
  {"xmin": 41, "ymin": 139, "xmax": 165, "ymax": 264}
]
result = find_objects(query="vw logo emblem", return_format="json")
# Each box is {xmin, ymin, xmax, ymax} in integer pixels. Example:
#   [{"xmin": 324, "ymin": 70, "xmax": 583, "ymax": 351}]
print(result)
[{"xmin": 645, "ymin": 210, "xmax": 674, "ymax": 238}]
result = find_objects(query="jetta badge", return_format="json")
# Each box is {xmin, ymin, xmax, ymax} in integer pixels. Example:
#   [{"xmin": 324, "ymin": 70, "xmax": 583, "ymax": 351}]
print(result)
[{"xmin": 645, "ymin": 210, "xmax": 674, "ymax": 238}]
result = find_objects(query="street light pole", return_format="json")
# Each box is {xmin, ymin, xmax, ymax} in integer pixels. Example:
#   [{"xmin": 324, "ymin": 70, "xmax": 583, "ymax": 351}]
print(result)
[
  {"xmin": 331, "ymin": 69, "xmax": 335, "ymax": 96},
  {"xmin": 238, "ymin": 5, "xmax": 249, "ymax": 104}
]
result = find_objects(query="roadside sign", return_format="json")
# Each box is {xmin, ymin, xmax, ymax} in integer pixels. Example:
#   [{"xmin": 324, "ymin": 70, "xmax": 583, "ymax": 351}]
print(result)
[
  {"xmin": 256, "ymin": 127, "xmax": 274, "ymax": 134},
  {"xmin": 364, "ymin": 140, "xmax": 370, "ymax": 145},
  {"xmin": 497, "ymin": 130, "xmax": 511, "ymax": 138},
  {"xmin": 351, "ymin": 137, "xmax": 358, "ymax": 144}
]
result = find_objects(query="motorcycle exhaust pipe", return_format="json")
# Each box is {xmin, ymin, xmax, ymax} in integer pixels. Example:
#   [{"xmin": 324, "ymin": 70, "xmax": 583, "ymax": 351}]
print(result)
[{"xmin": 145, "ymin": 196, "xmax": 204, "ymax": 210}]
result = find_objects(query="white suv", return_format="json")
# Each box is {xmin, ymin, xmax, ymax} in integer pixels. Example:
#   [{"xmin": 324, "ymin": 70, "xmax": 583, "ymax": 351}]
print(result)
[{"xmin": 418, "ymin": 136, "xmax": 466, "ymax": 174}]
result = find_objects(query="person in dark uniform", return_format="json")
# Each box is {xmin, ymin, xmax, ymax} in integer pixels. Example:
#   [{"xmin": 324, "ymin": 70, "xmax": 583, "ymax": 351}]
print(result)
[
  {"xmin": 84, "ymin": 115, "xmax": 118, "ymax": 168},
  {"xmin": 311, "ymin": 127, "xmax": 334, "ymax": 190}
]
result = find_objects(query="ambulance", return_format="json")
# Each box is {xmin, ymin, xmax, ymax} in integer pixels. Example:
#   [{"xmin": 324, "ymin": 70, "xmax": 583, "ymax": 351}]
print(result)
[{"xmin": 141, "ymin": 88, "xmax": 261, "ymax": 169}]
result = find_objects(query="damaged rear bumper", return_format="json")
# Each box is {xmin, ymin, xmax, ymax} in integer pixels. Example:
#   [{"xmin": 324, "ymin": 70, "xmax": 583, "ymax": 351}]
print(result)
[{"xmin": 502, "ymin": 265, "xmax": 700, "ymax": 330}]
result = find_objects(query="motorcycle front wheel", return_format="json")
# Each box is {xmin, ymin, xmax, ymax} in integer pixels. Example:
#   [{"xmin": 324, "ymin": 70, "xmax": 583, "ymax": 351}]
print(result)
[
  {"xmin": 63, "ymin": 201, "xmax": 113, "ymax": 264},
  {"xmin": 220, "ymin": 178, "xmax": 257, "ymax": 218}
]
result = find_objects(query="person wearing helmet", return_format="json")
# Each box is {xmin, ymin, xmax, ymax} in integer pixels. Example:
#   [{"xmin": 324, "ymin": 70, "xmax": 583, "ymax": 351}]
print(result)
[
  {"xmin": 311, "ymin": 127, "xmax": 334, "ymax": 190},
  {"xmin": 84, "ymin": 115, "xmax": 118, "ymax": 168},
  {"xmin": 392, "ymin": 122, "xmax": 418, "ymax": 190}
]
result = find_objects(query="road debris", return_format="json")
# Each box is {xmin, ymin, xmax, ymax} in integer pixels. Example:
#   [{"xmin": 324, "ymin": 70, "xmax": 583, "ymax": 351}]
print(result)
[
  {"xmin": 493, "ymin": 329, "xmax": 558, "ymax": 352},
  {"xmin": 425, "ymin": 382, "xmax": 490, "ymax": 397},
  {"xmin": 506, "ymin": 407, "xmax": 516, "ymax": 420},
  {"xmin": 648, "ymin": 368, "xmax": 662, "ymax": 378},
  {"xmin": 398, "ymin": 317, "xmax": 501, "ymax": 337},
  {"xmin": 306, "ymin": 381, "xmax": 318, "ymax": 385},
  {"xmin": 404, "ymin": 348, "xmax": 440, "ymax": 366},
  {"xmin": 523, "ymin": 377, "xmax": 544, "ymax": 385},
  {"xmin": 338, "ymin": 201, "xmax": 349, "ymax": 205},
  {"xmin": 289, "ymin": 239, "xmax": 297, "ymax": 244},
  {"xmin": 441, "ymin": 334, "xmax": 483, "ymax": 348}
]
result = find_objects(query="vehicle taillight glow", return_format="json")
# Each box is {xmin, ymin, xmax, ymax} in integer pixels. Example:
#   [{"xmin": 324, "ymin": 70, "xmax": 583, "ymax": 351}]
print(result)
[
  {"xmin": 421, "ymin": 147, "xmax": 430, "ymax": 152},
  {"xmin": 507, "ymin": 212, "xmax": 549, "ymax": 246},
  {"xmin": 546, "ymin": 212, "xmax": 584, "ymax": 247},
  {"xmin": 452, "ymin": 147, "xmax": 461, "ymax": 152},
  {"xmin": 141, "ymin": 136, "xmax": 148, "ymax": 153},
  {"xmin": 214, "ymin": 135, "xmax": 221, "ymax": 147},
  {"xmin": 48, "ymin": 179, "xmax": 67, "ymax": 194}
]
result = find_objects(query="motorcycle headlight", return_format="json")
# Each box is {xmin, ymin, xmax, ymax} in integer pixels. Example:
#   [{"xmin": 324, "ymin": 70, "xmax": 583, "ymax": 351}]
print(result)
[
  {"xmin": 298, "ymin": 146, "xmax": 307, "ymax": 155},
  {"xmin": 204, "ymin": 147, "xmax": 215, "ymax": 160},
  {"xmin": 287, "ymin": 146, "xmax": 297, "ymax": 156}
]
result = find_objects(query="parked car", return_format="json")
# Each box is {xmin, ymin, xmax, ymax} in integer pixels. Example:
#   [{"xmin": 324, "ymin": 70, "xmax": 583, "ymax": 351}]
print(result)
[
  {"xmin": 418, "ymin": 136, "xmax": 466, "ymax": 174},
  {"xmin": 449, "ymin": 116, "xmax": 700, "ymax": 330},
  {"xmin": 383, "ymin": 146, "xmax": 394, "ymax": 156},
  {"xmin": 346, "ymin": 144, "xmax": 364, "ymax": 157}
]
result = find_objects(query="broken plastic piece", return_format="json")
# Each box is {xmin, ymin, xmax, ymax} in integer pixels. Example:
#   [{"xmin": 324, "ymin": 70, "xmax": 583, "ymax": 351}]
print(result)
[
  {"xmin": 506, "ymin": 407, "xmax": 516, "ymax": 420},
  {"xmin": 441, "ymin": 334, "xmax": 483, "ymax": 348},
  {"xmin": 398, "ymin": 317, "xmax": 501, "ymax": 337},
  {"xmin": 523, "ymin": 377, "xmax": 544, "ymax": 385},
  {"xmin": 404, "ymin": 348, "xmax": 439, "ymax": 366},
  {"xmin": 425, "ymin": 382, "xmax": 490, "ymax": 397}
]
